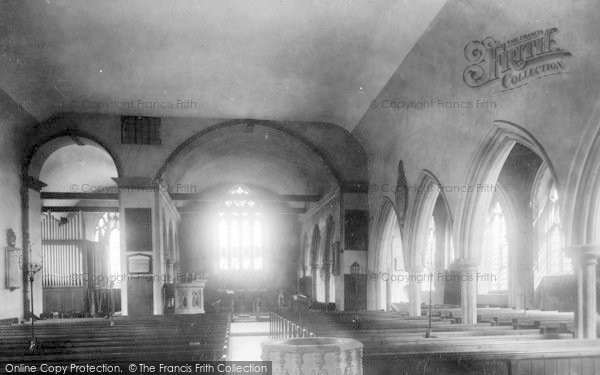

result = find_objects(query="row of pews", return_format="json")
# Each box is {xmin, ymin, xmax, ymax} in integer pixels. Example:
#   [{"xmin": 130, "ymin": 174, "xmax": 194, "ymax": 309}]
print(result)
[
  {"xmin": 274, "ymin": 307, "xmax": 600, "ymax": 375},
  {"xmin": 0, "ymin": 313, "xmax": 230, "ymax": 364}
]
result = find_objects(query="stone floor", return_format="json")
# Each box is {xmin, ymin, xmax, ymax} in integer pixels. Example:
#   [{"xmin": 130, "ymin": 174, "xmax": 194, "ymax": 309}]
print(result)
[{"xmin": 228, "ymin": 321, "xmax": 271, "ymax": 361}]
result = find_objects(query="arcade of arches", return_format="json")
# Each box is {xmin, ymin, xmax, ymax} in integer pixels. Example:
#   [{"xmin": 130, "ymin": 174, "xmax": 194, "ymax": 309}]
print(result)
[{"xmin": 1, "ymin": 1, "xmax": 600, "ymax": 370}]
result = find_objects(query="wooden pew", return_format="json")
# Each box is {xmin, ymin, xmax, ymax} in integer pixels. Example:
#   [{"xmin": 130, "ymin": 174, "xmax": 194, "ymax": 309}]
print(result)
[{"xmin": 0, "ymin": 313, "xmax": 230, "ymax": 363}]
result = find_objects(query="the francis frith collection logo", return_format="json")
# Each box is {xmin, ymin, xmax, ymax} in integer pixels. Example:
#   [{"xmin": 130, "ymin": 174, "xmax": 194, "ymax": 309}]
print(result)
[{"xmin": 463, "ymin": 27, "xmax": 571, "ymax": 91}]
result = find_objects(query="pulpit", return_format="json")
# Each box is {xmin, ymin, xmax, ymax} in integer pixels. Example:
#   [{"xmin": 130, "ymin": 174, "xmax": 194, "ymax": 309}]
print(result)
[{"xmin": 173, "ymin": 279, "xmax": 207, "ymax": 314}]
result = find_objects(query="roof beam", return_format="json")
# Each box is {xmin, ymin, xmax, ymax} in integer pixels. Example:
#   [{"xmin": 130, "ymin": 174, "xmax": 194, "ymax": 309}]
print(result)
[
  {"xmin": 170, "ymin": 193, "xmax": 320, "ymax": 202},
  {"xmin": 42, "ymin": 206, "xmax": 119, "ymax": 213},
  {"xmin": 41, "ymin": 192, "xmax": 119, "ymax": 200}
]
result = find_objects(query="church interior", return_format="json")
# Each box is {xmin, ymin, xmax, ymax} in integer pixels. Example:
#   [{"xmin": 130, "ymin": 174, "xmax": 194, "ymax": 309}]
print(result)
[{"xmin": 1, "ymin": 0, "xmax": 600, "ymax": 373}]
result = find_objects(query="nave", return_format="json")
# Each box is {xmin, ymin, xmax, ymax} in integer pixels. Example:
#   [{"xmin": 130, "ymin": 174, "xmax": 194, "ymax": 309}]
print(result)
[
  {"xmin": 2, "ymin": 0, "xmax": 600, "ymax": 374},
  {"xmin": 3, "ymin": 306, "xmax": 599, "ymax": 375}
]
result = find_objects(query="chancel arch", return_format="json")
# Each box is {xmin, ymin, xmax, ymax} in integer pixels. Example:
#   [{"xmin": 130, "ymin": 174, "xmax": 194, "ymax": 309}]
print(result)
[{"xmin": 156, "ymin": 121, "xmax": 341, "ymax": 195}]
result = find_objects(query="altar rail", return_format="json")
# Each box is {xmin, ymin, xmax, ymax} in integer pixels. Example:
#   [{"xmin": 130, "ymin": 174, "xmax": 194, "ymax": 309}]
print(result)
[{"xmin": 269, "ymin": 312, "xmax": 316, "ymax": 338}]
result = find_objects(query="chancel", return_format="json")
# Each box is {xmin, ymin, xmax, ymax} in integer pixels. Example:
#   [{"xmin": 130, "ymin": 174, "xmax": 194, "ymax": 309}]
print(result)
[{"xmin": 0, "ymin": 0, "xmax": 600, "ymax": 374}]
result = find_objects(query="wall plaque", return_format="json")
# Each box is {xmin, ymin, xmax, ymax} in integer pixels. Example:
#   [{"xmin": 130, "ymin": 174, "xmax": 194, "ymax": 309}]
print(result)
[
  {"xmin": 5, "ymin": 246, "xmax": 21, "ymax": 290},
  {"xmin": 4, "ymin": 229, "xmax": 21, "ymax": 291},
  {"xmin": 127, "ymin": 253, "xmax": 152, "ymax": 274}
]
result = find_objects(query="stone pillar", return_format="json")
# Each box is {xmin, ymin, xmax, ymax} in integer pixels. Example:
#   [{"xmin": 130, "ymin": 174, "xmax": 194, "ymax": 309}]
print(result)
[
  {"xmin": 460, "ymin": 258, "xmax": 478, "ymax": 325},
  {"xmin": 311, "ymin": 265, "xmax": 319, "ymax": 301},
  {"xmin": 324, "ymin": 264, "xmax": 332, "ymax": 304},
  {"xmin": 408, "ymin": 267, "xmax": 422, "ymax": 317},
  {"xmin": 566, "ymin": 245, "xmax": 600, "ymax": 339},
  {"xmin": 584, "ymin": 255, "xmax": 597, "ymax": 339},
  {"xmin": 23, "ymin": 177, "xmax": 46, "ymax": 321},
  {"xmin": 385, "ymin": 275, "xmax": 392, "ymax": 311}
]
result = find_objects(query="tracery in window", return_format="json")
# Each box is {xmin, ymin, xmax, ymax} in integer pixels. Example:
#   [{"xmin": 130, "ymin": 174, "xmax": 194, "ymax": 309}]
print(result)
[
  {"xmin": 95, "ymin": 212, "xmax": 121, "ymax": 285},
  {"xmin": 480, "ymin": 201, "xmax": 508, "ymax": 293},
  {"xmin": 217, "ymin": 186, "xmax": 263, "ymax": 271},
  {"xmin": 533, "ymin": 171, "xmax": 571, "ymax": 283}
]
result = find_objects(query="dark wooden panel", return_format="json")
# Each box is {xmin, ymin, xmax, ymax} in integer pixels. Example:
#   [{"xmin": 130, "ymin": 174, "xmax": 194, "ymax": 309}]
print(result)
[
  {"xmin": 344, "ymin": 210, "xmax": 368, "ymax": 250},
  {"xmin": 42, "ymin": 287, "xmax": 86, "ymax": 313},
  {"xmin": 127, "ymin": 276, "xmax": 153, "ymax": 317},
  {"xmin": 125, "ymin": 208, "xmax": 153, "ymax": 252},
  {"xmin": 344, "ymin": 274, "xmax": 367, "ymax": 311},
  {"xmin": 555, "ymin": 358, "xmax": 569, "ymax": 374}
]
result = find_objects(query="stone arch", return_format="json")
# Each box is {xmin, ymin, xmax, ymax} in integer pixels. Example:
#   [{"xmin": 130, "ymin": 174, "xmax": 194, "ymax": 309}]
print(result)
[
  {"xmin": 406, "ymin": 170, "xmax": 452, "ymax": 270},
  {"xmin": 563, "ymin": 100, "xmax": 600, "ymax": 246},
  {"xmin": 155, "ymin": 119, "xmax": 342, "ymax": 185},
  {"xmin": 370, "ymin": 197, "xmax": 406, "ymax": 310},
  {"xmin": 456, "ymin": 121, "xmax": 557, "ymax": 262},
  {"xmin": 25, "ymin": 129, "xmax": 123, "ymax": 180},
  {"xmin": 455, "ymin": 120, "xmax": 557, "ymax": 323}
]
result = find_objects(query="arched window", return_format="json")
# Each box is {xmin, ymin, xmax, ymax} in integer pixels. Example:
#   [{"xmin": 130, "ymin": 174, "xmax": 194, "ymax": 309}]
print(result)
[
  {"xmin": 95, "ymin": 213, "xmax": 121, "ymax": 284},
  {"xmin": 446, "ymin": 233, "xmax": 456, "ymax": 269},
  {"xmin": 217, "ymin": 186, "xmax": 263, "ymax": 271},
  {"xmin": 422, "ymin": 215, "xmax": 436, "ymax": 292},
  {"xmin": 481, "ymin": 201, "xmax": 508, "ymax": 293},
  {"xmin": 533, "ymin": 167, "xmax": 571, "ymax": 281}
]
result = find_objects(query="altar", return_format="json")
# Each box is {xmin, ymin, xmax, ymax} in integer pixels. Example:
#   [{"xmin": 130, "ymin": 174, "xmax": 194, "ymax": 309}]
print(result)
[{"xmin": 173, "ymin": 279, "xmax": 207, "ymax": 314}]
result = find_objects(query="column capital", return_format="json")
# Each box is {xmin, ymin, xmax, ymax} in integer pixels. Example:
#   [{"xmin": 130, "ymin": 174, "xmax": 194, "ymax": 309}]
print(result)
[
  {"xmin": 459, "ymin": 258, "xmax": 479, "ymax": 271},
  {"xmin": 23, "ymin": 176, "xmax": 47, "ymax": 192},
  {"xmin": 565, "ymin": 245, "xmax": 600, "ymax": 263},
  {"xmin": 405, "ymin": 264, "xmax": 423, "ymax": 274}
]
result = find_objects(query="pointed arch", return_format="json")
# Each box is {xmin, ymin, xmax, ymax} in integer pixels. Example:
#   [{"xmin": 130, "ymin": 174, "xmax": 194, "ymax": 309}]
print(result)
[
  {"xmin": 310, "ymin": 224, "xmax": 321, "ymax": 268},
  {"xmin": 405, "ymin": 170, "xmax": 452, "ymax": 271},
  {"xmin": 456, "ymin": 121, "xmax": 558, "ymax": 261},
  {"xmin": 563, "ymin": 99, "xmax": 600, "ymax": 246},
  {"xmin": 372, "ymin": 197, "xmax": 406, "ymax": 272},
  {"xmin": 370, "ymin": 197, "xmax": 407, "ymax": 309}
]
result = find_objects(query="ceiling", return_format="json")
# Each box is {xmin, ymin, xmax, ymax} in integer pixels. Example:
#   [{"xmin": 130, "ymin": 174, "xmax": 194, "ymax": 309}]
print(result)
[{"xmin": 0, "ymin": 0, "xmax": 446, "ymax": 130}]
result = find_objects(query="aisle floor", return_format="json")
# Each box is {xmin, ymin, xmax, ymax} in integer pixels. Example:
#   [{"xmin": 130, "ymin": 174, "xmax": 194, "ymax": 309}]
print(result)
[{"xmin": 228, "ymin": 322, "xmax": 271, "ymax": 361}]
